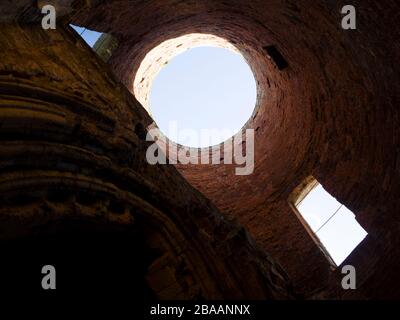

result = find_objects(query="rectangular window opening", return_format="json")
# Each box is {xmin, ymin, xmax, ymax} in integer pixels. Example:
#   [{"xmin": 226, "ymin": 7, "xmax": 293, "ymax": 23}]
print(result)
[{"xmin": 289, "ymin": 177, "xmax": 368, "ymax": 267}]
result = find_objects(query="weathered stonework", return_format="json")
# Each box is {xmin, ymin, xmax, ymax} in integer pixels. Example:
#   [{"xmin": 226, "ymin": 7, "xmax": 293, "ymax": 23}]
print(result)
[
  {"xmin": 70, "ymin": 0, "xmax": 400, "ymax": 298},
  {"xmin": 0, "ymin": 23, "xmax": 293, "ymax": 299},
  {"xmin": 0, "ymin": 0, "xmax": 399, "ymax": 299}
]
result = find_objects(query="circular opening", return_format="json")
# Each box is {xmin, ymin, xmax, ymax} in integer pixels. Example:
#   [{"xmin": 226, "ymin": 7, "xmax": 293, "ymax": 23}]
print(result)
[{"xmin": 134, "ymin": 34, "xmax": 257, "ymax": 148}]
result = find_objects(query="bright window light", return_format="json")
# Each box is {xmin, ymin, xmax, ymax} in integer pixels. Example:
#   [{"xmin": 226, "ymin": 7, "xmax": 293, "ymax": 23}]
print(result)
[
  {"xmin": 296, "ymin": 183, "xmax": 368, "ymax": 266},
  {"xmin": 70, "ymin": 25, "xmax": 102, "ymax": 48},
  {"xmin": 150, "ymin": 46, "xmax": 257, "ymax": 148}
]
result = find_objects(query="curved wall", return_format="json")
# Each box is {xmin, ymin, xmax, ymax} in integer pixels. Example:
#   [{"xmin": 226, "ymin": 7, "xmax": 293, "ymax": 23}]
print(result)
[{"xmin": 71, "ymin": 0, "xmax": 400, "ymax": 298}]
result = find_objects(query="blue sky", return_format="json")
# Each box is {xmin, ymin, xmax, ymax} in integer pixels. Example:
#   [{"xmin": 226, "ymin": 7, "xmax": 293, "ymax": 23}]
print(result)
[
  {"xmin": 298, "ymin": 184, "xmax": 367, "ymax": 265},
  {"xmin": 71, "ymin": 25, "xmax": 102, "ymax": 47},
  {"xmin": 150, "ymin": 46, "xmax": 257, "ymax": 147}
]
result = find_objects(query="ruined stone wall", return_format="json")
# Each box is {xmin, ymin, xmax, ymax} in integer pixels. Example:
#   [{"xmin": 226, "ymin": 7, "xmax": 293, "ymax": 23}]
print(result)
[
  {"xmin": 0, "ymin": 23, "xmax": 294, "ymax": 299},
  {"xmin": 70, "ymin": 0, "xmax": 400, "ymax": 298}
]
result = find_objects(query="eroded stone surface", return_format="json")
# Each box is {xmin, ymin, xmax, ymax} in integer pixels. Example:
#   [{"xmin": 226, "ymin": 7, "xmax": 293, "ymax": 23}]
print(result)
[
  {"xmin": 0, "ymin": 0, "xmax": 399, "ymax": 299},
  {"xmin": 70, "ymin": 0, "xmax": 400, "ymax": 298},
  {"xmin": 0, "ymin": 24, "xmax": 293, "ymax": 299}
]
